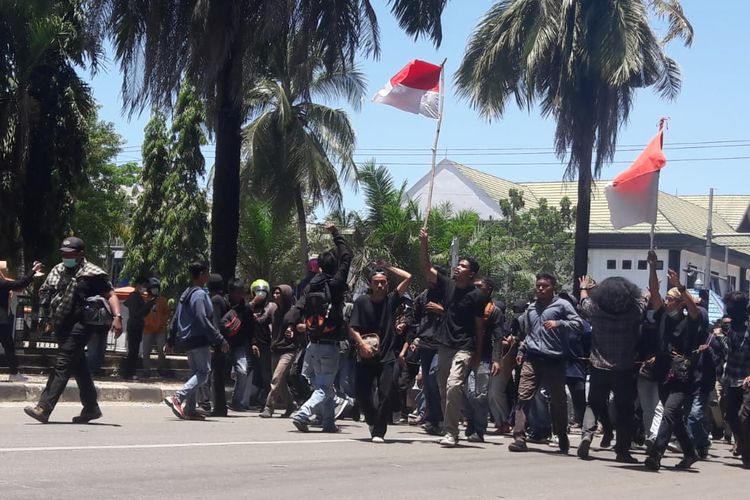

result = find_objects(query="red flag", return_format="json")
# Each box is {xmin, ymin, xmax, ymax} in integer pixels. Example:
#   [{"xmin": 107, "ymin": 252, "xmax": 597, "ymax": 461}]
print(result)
[
  {"xmin": 372, "ymin": 60, "xmax": 442, "ymax": 119},
  {"xmin": 605, "ymin": 131, "xmax": 667, "ymax": 229}
]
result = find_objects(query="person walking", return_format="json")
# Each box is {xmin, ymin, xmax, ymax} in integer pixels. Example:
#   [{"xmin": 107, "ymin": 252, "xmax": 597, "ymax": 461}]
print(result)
[
  {"xmin": 418, "ymin": 228, "xmax": 487, "ymax": 448},
  {"xmin": 24, "ymin": 237, "xmax": 122, "ymax": 423},
  {"xmin": 576, "ymin": 275, "xmax": 645, "ymax": 463},
  {"xmin": 350, "ymin": 262, "xmax": 412, "ymax": 442},
  {"xmin": 141, "ymin": 277, "xmax": 170, "ymax": 378},
  {"xmin": 164, "ymin": 262, "xmax": 229, "ymax": 421},
  {"xmin": 261, "ymin": 284, "xmax": 297, "ymax": 418},
  {"xmin": 507, "ymin": 273, "xmax": 583, "ymax": 454},
  {"xmin": 1, "ymin": 260, "xmax": 43, "ymax": 381}
]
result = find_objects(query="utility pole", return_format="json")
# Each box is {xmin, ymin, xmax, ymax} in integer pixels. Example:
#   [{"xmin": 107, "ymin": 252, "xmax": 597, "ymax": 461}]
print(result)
[{"xmin": 704, "ymin": 188, "xmax": 714, "ymax": 291}]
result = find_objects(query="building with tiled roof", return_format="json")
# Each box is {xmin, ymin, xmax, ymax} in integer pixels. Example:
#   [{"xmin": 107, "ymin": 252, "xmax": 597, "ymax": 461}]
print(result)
[{"xmin": 407, "ymin": 159, "xmax": 750, "ymax": 294}]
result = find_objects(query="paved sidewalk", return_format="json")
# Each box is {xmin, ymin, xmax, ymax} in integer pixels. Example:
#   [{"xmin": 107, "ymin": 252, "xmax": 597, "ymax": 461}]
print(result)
[{"xmin": 0, "ymin": 374, "xmax": 184, "ymax": 403}]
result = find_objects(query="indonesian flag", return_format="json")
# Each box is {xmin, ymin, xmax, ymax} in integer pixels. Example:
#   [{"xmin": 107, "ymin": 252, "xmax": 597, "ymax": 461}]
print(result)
[
  {"xmin": 605, "ymin": 130, "xmax": 667, "ymax": 229},
  {"xmin": 372, "ymin": 60, "xmax": 442, "ymax": 119}
]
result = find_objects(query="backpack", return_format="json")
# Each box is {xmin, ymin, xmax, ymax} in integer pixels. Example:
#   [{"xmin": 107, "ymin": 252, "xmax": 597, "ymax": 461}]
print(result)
[
  {"xmin": 221, "ymin": 308, "xmax": 242, "ymax": 338},
  {"xmin": 303, "ymin": 280, "xmax": 337, "ymax": 340}
]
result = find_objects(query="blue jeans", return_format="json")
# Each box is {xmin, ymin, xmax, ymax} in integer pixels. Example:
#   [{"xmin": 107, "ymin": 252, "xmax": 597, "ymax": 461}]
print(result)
[
  {"xmin": 230, "ymin": 343, "xmax": 250, "ymax": 409},
  {"xmin": 464, "ymin": 361, "xmax": 491, "ymax": 436},
  {"xmin": 336, "ymin": 350, "xmax": 356, "ymax": 400},
  {"xmin": 295, "ymin": 342, "xmax": 339, "ymax": 429},
  {"xmin": 419, "ymin": 347, "xmax": 442, "ymax": 426},
  {"xmin": 687, "ymin": 390, "xmax": 711, "ymax": 450},
  {"xmin": 85, "ymin": 327, "xmax": 108, "ymax": 374},
  {"xmin": 175, "ymin": 346, "xmax": 212, "ymax": 414}
]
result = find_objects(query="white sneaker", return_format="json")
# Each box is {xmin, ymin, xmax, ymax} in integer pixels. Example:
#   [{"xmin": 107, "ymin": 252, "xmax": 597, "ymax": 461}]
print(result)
[
  {"xmin": 439, "ymin": 435, "xmax": 458, "ymax": 447},
  {"xmin": 371, "ymin": 436, "xmax": 385, "ymax": 444},
  {"xmin": 9, "ymin": 373, "xmax": 28, "ymax": 382}
]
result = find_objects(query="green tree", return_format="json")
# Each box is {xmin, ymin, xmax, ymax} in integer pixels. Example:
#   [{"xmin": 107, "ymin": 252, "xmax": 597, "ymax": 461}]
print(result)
[
  {"xmin": 121, "ymin": 111, "xmax": 171, "ymax": 281},
  {"xmin": 464, "ymin": 189, "xmax": 575, "ymax": 301},
  {"xmin": 151, "ymin": 87, "xmax": 210, "ymax": 297},
  {"xmin": 237, "ymin": 194, "xmax": 300, "ymax": 286},
  {"xmin": 0, "ymin": 0, "xmax": 100, "ymax": 265},
  {"xmin": 455, "ymin": 0, "xmax": 693, "ymax": 290},
  {"xmin": 71, "ymin": 114, "xmax": 140, "ymax": 265},
  {"xmin": 93, "ymin": 0, "xmax": 450, "ymax": 281},
  {"xmin": 243, "ymin": 35, "xmax": 364, "ymax": 275}
]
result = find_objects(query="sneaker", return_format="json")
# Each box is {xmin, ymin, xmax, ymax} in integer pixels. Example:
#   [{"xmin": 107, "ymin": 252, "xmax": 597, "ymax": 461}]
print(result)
[
  {"xmin": 372, "ymin": 436, "xmax": 385, "ymax": 444},
  {"xmin": 496, "ymin": 423, "xmax": 512, "ymax": 435},
  {"xmin": 164, "ymin": 395, "xmax": 185, "ymax": 419},
  {"xmin": 72, "ymin": 407, "xmax": 103, "ymax": 424},
  {"xmin": 292, "ymin": 414, "xmax": 310, "ymax": 433},
  {"xmin": 644, "ymin": 455, "xmax": 661, "ymax": 471},
  {"xmin": 527, "ymin": 435, "xmax": 549, "ymax": 444},
  {"xmin": 696, "ymin": 447, "xmax": 709, "ymax": 460},
  {"xmin": 259, "ymin": 408, "xmax": 273, "ymax": 418},
  {"xmin": 615, "ymin": 453, "xmax": 639, "ymax": 464},
  {"xmin": 508, "ymin": 440, "xmax": 528, "ymax": 452},
  {"xmin": 9, "ymin": 373, "xmax": 28, "ymax": 382},
  {"xmin": 675, "ymin": 455, "xmax": 698, "ymax": 470},
  {"xmin": 467, "ymin": 433, "xmax": 485, "ymax": 443},
  {"xmin": 321, "ymin": 425, "xmax": 340, "ymax": 433},
  {"xmin": 185, "ymin": 411, "xmax": 206, "ymax": 421},
  {"xmin": 599, "ymin": 431, "xmax": 613, "ymax": 449},
  {"xmin": 577, "ymin": 438, "xmax": 591, "ymax": 459},
  {"xmin": 334, "ymin": 398, "xmax": 352, "ymax": 420},
  {"xmin": 281, "ymin": 404, "xmax": 297, "ymax": 418},
  {"xmin": 24, "ymin": 405, "xmax": 50, "ymax": 424},
  {"xmin": 667, "ymin": 441, "xmax": 682, "ymax": 453},
  {"xmin": 226, "ymin": 403, "xmax": 246, "ymax": 412},
  {"xmin": 308, "ymin": 414, "xmax": 322, "ymax": 427},
  {"xmin": 439, "ymin": 435, "xmax": 458, "ymax": 448}
]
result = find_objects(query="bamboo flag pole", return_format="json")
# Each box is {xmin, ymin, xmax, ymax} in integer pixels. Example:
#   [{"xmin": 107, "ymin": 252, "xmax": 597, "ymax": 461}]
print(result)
[{"xmin": 423, "ymin": 58, "xmax": 447, "ymax": 228}]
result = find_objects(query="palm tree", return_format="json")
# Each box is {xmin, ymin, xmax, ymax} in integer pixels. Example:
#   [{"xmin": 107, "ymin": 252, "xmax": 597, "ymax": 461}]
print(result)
[
  {"xmin": 455, "ymin": 0, "xmax": 693, "ymax": 289},
  {"xmin": 242, "ymin": 33, "xmax": 365, "ymax": 275},
  {"xmin": 0, "ymin": 0, "xmax": 100, "ymax": 264},
  {"xmin": 92, "ymin": 0, "xmax": 450, "ymax": 281}
]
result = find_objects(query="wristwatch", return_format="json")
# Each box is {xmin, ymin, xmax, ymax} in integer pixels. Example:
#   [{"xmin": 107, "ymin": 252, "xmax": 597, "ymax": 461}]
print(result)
[{"xmin": 114, "ymin": 313, "xmax": 123, "ymax": 319}]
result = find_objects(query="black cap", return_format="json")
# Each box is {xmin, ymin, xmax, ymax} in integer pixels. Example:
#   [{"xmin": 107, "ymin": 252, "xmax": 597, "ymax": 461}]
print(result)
[{"xmin": 60, "ymin": 237, "xmax": 85, "ymax": 252}]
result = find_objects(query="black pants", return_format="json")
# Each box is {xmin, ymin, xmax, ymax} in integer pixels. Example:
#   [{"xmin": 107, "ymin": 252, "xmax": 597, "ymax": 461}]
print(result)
[
  {"xmin": 356, "ymin": 360, "xmax": 397, "ymax": 438},
  {"xmin": 651, "ymin": 384, "xmax": 696, "ymax": 459},
  {"xmin": 211, "ymin": 349, "xmax": 228, "ymax": 415},
  {"xmin": 0, "ymin": 322, "xmax": 19, "ymax": 374},
  {"xmin": 582, "ymin": 368, "xmax": 636, "ymax": 455},
  {"xmin": 725, "ymin": 386, "xmax": 750, "ymax": 464},
  {"xmin": 123, "ymin": 324, "xmax": 143, "ymax": 378},
  {"xmin": 566, "ymin": 378, "xmax": 586, "ymax": 425},
  {"xmin": 397, "ymin": 362, "xmax": 420, "ymax": 417},
  {"xmin": 39, "ymin": 324, "xmax": 98, "ymax": 413}
]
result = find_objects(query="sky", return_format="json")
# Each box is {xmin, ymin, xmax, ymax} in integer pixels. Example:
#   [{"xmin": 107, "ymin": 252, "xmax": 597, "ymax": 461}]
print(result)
[{"xmin": 88, "ymin": 0, "xmax": 750, "ymax": 216}]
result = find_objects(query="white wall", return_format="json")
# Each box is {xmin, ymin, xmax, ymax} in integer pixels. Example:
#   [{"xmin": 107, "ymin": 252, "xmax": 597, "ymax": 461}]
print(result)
[
  {"xmin": 409, "ymin": 168, "xmax": 502, "ymax": 219},
  {"xmin": 588, "ymin": 248, "xmax": 669, "ymax": 295}
]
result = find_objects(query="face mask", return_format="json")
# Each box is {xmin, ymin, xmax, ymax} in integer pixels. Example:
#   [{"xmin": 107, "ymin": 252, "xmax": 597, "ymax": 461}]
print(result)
[
  {"xmin": 62, "ymin": 258, "xmax": 78, "ymax": 268},
  {"xmin": 667, "ymin": 308, "xmax": 682, "ymax": 319},
  {"xmin": 150, "ymin": 288, "xmax": 159, "ymax": 296}
]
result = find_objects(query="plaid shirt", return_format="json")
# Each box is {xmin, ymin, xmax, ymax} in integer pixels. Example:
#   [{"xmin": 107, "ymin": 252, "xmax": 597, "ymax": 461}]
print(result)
[
  {"xmin": 40, "ymin": 260, "xmax": 110, "ymax": 328},
  {"xmin": 723, "ymin": 326, "xmax": 750, "ymax": 387},
  {"xmin": 580, "ymin": 297, "xmax": 645, "ymax": 371}
]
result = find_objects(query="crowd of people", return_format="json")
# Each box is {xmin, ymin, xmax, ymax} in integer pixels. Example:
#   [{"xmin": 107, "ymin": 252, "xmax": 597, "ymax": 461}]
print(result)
[{"xmin": 2, "ymin": 226, "xmax": 749, "ymax": 472}]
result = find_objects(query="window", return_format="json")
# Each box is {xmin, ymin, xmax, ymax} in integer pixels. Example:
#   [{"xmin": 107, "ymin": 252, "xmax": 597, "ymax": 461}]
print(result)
[
  {"xmin": 622, "ymin": 260, "xmax": 632, "ymax": 270},
  {"xmin": 637, "ymin": 260, "xmax": 648, "ymax": 270},
  {"xmin": 656, "ymin": 260, "xmax": 664, "ymax": 270},
  {"xmin": 606, "ymin": 260, "xmax": 616, "ymax": 270}
]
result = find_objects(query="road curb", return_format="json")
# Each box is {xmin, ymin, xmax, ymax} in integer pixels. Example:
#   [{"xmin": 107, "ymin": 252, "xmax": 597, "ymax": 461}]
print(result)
[{"xmin": 0, "ymin": 382, "xmax": 172, "ymax": 403}]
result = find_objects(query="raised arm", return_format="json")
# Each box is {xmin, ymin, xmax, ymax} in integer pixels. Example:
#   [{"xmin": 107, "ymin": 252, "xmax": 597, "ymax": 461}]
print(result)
[
  {"xmin": 647, "ymin": 250, "xmax": 663, "ymax": 311},
  {"xmin": 667, "ymin": 268, "xmax": 699, "ymax": 321},
  {"xmin": 376, "ymin": 260, "xmax": 412, "ymax": 297},
  {"xmin": 418, "ymin": 228, "xmax": 437, "ymax": 285},
  {"xmin": 327, "ymin": 223, "xmax": 352, "ymax": 285}
]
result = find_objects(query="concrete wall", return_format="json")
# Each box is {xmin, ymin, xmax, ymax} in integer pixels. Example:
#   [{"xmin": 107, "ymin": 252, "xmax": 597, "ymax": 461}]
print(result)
[{"xmin": 588, "ymin": 248, "xmax": 670, "ymax": 295}]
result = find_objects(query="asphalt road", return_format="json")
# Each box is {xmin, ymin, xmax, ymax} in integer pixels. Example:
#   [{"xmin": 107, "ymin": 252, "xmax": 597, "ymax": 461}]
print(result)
[{"xmin": 0, "ymin": 403, "xmax": 745, "ymax": 499}]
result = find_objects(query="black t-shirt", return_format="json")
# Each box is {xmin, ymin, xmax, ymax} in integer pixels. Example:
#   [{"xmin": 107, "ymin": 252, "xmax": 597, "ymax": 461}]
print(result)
[
  {"xmin": 434, "ymin": 273, "xmax": 486, "ymax": 351},
  {"xmin": 654, "ymin": 308, "xmax": 702, "ymax": 384},
  {"xmin": 349, "ymin": 291, "xmax": 401, "ymax": 363}
]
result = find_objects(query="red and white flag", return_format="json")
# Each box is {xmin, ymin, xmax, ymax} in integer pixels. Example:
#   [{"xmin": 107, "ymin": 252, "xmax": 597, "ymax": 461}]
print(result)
[
  {"xmin": 372, "ymin": 60, "xmax": 442, "ymax": 119},
  {"xmin": 605, "ymin": 130, "xmax": 667, "ymax": 229}
]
